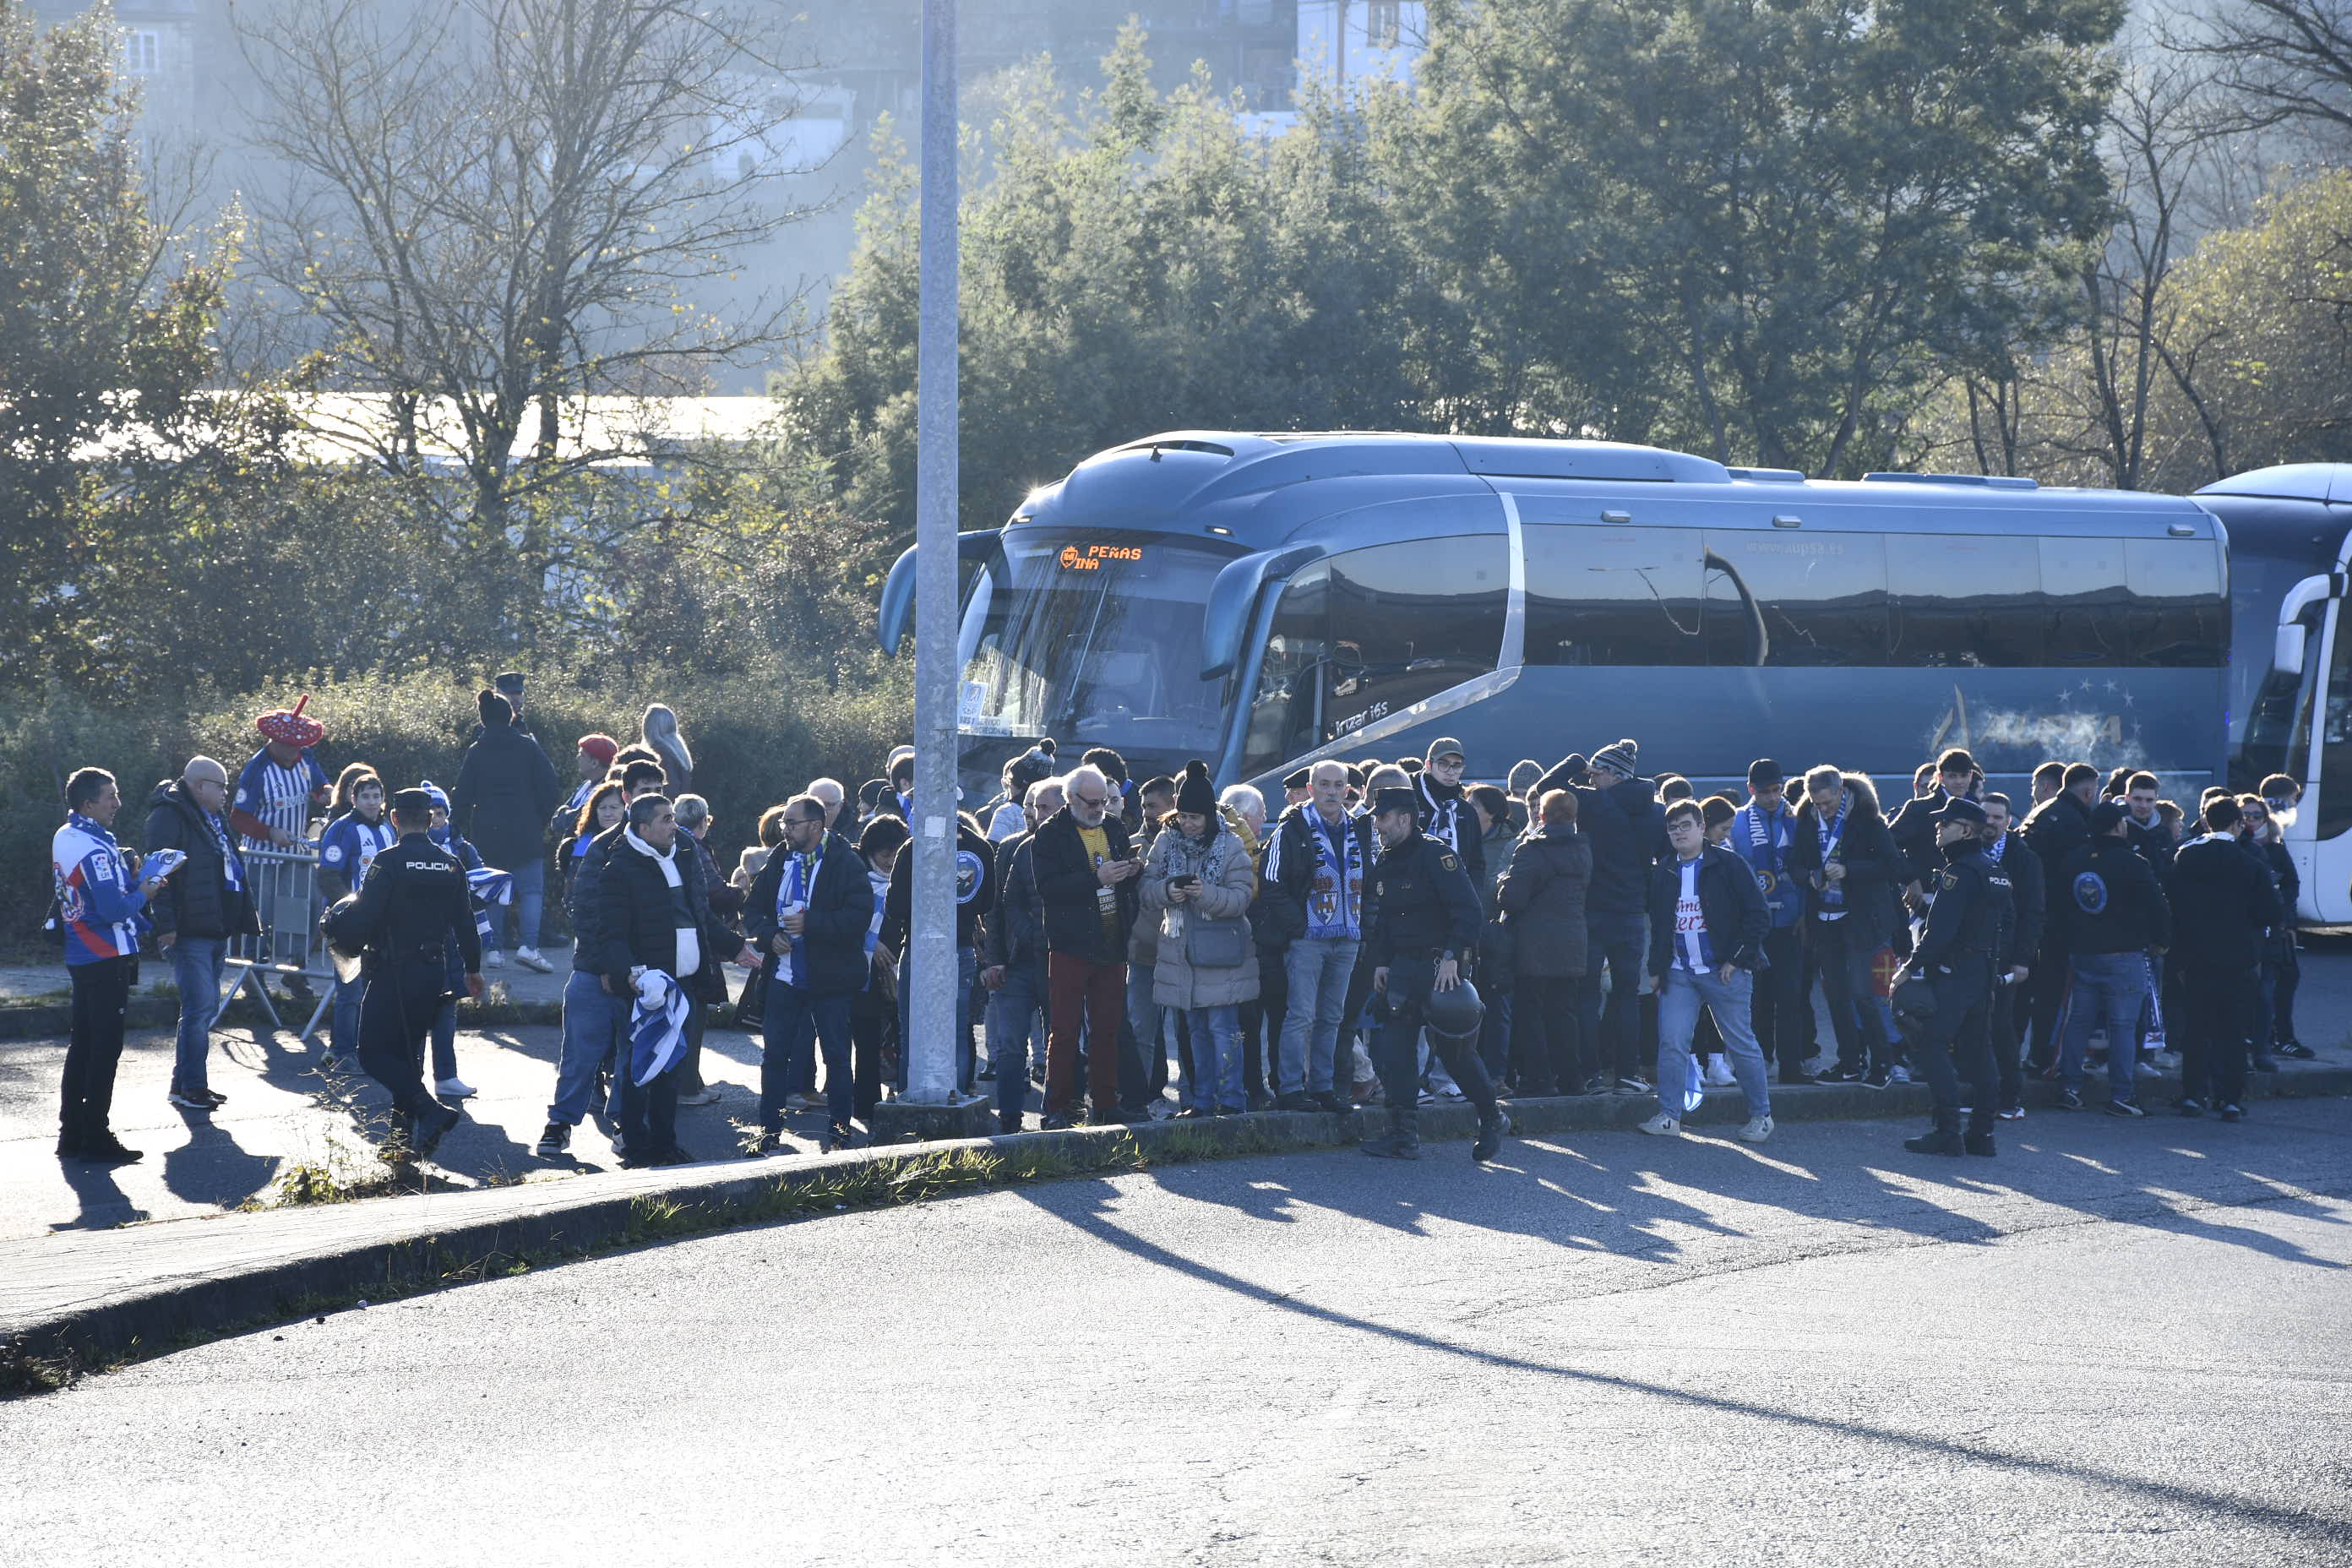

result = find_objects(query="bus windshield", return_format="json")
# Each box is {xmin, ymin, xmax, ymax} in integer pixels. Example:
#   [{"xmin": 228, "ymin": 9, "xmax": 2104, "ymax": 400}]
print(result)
[{"xmin": 961, "ymin": 535, "xmax": 1239, "ymax": 760}]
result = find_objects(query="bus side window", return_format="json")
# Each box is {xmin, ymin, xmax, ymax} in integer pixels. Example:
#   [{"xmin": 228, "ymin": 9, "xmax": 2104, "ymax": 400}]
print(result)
[
  {"xmin": 1701, "ymin": 531, "xmax": 1886, "ymax": 667},
  {"xmin": 2040, "ymin": 536, "xmax": 2128, "ymax": 666},
  {"xmin": 1321, "ymin": 537, "xmax": 1507, "ymax": 731},
  {"xmin": 2124, "ymin": 537, "xmax": 2227, "ymax": 668},
  {"xmin": 1522, "ymin": 525, "xmax": 1703, "ymax": 666},
  {"xmin": 1886, "ymin": 534, "xmax": 2042, "ymax": 667},
  {"xmin": 1242, "ymin": 566, "xmax": 1330, "ymax": 777}
]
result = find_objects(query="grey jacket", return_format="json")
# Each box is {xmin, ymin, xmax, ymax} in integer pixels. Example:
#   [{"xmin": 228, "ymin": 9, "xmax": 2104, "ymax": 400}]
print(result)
[{"xmin": 1141, "ymin": 821, "xmax": 1260, "ymax": 1010}]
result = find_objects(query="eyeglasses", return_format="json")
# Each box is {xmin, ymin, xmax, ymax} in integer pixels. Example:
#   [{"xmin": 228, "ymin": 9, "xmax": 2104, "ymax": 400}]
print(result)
[
  {"xmin": 787, "ymin": 815, "xmax": 822, "ymax": 829},
  {"xmin": 1070, "ymin": 792, "xmax": 1108, "ymax": 808}
]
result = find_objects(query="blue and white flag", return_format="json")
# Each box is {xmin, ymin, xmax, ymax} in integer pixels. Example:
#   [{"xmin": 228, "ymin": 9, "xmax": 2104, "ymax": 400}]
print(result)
[
  {"xmin": 629, "ymin": 969, "xmax": 693, "ymax": 1086},
  {"xmin": 468, "ymin": 866, "xmax": 513, "ymax": 906}
]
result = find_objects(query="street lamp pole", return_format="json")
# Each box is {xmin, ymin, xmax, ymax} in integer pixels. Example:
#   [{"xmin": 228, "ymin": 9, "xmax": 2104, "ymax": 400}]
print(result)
[{"xmin": 906, "ymin": 0, "xmax": 961, "ymax": 1108}]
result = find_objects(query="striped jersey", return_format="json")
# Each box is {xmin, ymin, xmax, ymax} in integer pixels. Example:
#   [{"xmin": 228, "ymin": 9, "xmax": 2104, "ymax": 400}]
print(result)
[
  {"xmin": 234, "ymin": 747, "xmax": 326, "ymax": 848},
  {"xmin": 52, "ymin": 813, "xmax": 145, "ymax": 965}
]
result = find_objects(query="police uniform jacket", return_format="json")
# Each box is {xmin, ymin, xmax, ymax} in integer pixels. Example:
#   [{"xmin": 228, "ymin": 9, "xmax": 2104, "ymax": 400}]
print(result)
[
  {"xmin": 1363, "ymin": 830, "xmax": 1482, "ymax": 969},
  {"xmin": 342, "ymin": 830, "xmax": 482, "ymax": 976},
  {"xmin": 1645, "ymin": 841, "xmax": 1770, "ymax": 978},
  {"xmin": 1912, "ymin": 847, "xmax": 2012, "ymax": 972},
  {"xmin": 1028, "ymin": 808, "xmax": 1141, "ymax": 962},
  {"xmin": 1890, "ymin": 788, "xmax": 1970, "ymax": 887},
  {"xmin": 744, "ymin": 830, "xmax": 874, "ymax": 996},
  {"xmin": 2054, "ymin": 837, "xmax": 2171, "ymax": 956},
  {"xmin": 2169, "ymin": 835, "xmax": 2280, "ymax": 972},
  {"xmin": 1989, "ymin": 835, "xmax": 2044, "ymax": 970}
]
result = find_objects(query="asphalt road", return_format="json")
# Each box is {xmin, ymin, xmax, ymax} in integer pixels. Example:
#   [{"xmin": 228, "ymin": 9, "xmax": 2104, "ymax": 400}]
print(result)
[{"xmin": 5, "ymin": 1096, "xmax": 2348, "ymax": 1565}]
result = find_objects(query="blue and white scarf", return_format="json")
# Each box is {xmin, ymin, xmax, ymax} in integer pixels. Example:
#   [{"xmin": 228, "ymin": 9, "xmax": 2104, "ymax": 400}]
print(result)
[
  {"xmin": 1304, "ymin": 812, "xmax": 1364, "ymax": 941},
  {"xmin": 1984, "ymin": 831, "xmax": 2008, "ymax": 865},
  {"xmin": 1734, "ymin": 802, "xmax": 1794, "ymax": 923},
  {"xmin": 1815, "ymin": 797, "xmax": 1848, "ymax": 915},
  {"xmin": 776, "ymin": 845, "xmax": 819, "ymax": 988},
  {"xmin": 210, "ymin": 809, "xmax": 245, "ymax": 894},
  {"xmin": 629, "ymin": 969, "xmax": 693, "ymax": 1086}
]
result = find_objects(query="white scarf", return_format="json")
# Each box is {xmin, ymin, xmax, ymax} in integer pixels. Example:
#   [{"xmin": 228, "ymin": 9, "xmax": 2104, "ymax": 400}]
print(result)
[{"xmin": 623, "ymin": 827, "xmax": 698, "ymax": 975}]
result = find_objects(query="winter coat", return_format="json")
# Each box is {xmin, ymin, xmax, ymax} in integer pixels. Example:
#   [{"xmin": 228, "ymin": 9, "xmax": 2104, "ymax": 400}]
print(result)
[
  {"xmin": 143, "ymin": 779, "xmax": 257, "ymax": 942},
  {"xmin": 1029, "ymin": 808, "xmax": 1141, "ymax": 962},
  {"xmin": 596, "ymin": 830, "xmax": 738, "ymax": 1003},
  {"xmin": 1647, "ymin": 843, "xmax": 1772, "ymax": 977},
  {"xmin": 2019, "ymin": 792, "xmax": 2093, "ymax": 941},
  {"xmin": 1141, "ymin": 820, "xmax": 1260, "ymax": 1010},
  {"xmin": 1496, "ymin": 825, "xmax": 1592, "ymax": 979},
  {"xmin": 1785, "ymin": 775, "xmax": 1903, "ymax": 950},
  {"xmin": 452, "ymin": 723, "xmax": 562, "ymax": 874},
  {"xmin": 744, "ymin": 831, "xmax": 876, "ymax": 996},
  {"xmin": 2169, "ymin": 834, "xmax": 2279, "ymax": 972},
  {"xmin": 1562, "ymin": 776, "xmax": 1665, "ymax": 917},
  {"xmin": 1255, "ymin": 803, "xmax": 1378, "ymax": 950},
  {"xmin": 882, "ymin": 818, "xmax": 998, "ymax": 954},
  {"xmin": 2055, "ymin": 838, "xmax": 2173, "ymax": 956},
  {"xmin": 983, "ymin": 830, "xmax": 1047, "ymax": 971}
]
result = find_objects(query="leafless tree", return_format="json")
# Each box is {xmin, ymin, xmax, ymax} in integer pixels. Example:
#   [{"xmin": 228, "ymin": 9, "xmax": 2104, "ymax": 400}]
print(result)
[
  {"xmin": 2170, "ymin": 0, "xmax": 2352, "ymax": 142},
  {"xmin": 235, "ymin": 0, "xmax": 825, "ymax": 539}
]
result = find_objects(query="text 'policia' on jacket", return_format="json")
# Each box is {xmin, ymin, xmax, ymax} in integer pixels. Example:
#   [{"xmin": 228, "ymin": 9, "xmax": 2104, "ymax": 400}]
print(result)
[{"xmin": 338, "ymin": 831, "xmax": 480, "ymax": 972}]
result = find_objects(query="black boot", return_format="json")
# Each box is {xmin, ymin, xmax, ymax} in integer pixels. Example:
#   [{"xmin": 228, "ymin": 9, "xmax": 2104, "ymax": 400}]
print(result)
[
  {"xmin": 998, "ymin": 1110, "xmax": 1023, "ymax": 1135},
  {"xmin": 1903, "ymin": 1110, "xmax": 1965, "ymax": 1157},
  {"xmin": 1963, "ymin": 1107, "xmax": 1996, "ymax": 1157},
  {"xmin": 1472, "ymin": 1107, "xmax": 1511, "ymax": 1162},
  {"xmin": 1362, "ymin": 1106, "xmax": 1421, "ymax": 1160}
]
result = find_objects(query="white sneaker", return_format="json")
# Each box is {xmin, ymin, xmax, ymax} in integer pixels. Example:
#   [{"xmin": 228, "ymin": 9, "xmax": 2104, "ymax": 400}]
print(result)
[
  {"xmin": 676, "ymin": 1086, "xmax": 721, "ymax": 1106},
  {"xmin": 483, "ymin": 950, "xmax": 506, "ymax": 970},
  {"xmin": 435, "ymin": 1077, "xmax": 476, "ymax": 1099},
  {"xmin": 1738, "ymin": 1115, "xmax": 1774, "ymax": 1144},
  {"xmin": 1637, "ymin": 1113, "xmax": 1682, "ymax": 1136},
  {"xmin": 1702, "ymin": 1058, "xmax": 1736, "ymax": 1087},
  {"xmin": 514, "ymin": 946, "xmax": 553, "ymax": 973}
]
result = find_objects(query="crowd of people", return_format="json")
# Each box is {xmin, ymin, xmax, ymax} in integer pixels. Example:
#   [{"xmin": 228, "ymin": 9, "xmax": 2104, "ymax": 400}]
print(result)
[{"xmin": 46, "ymin": 687, "xmax": 2312, "ymax": 1173}]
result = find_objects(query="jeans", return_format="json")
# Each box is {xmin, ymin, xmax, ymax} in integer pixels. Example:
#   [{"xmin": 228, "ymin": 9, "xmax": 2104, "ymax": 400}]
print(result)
[
  {"xmin": 1580, "ymin": 911, "xmax": 1647, "ymax": 1081},
  {"xmin": 166, "ymin": 937, "xmax": 227, "ymax": 1094},
  {"xmin": 987, "ymin": 958, "xmax": 1048, "ymax": 1122},
  {"xmin": 1182, "ymin": 1004, "xmax": 1244, "ymax": 1111},
  {"xmin": 765, "ymin": 982, "xmax": 856, "ymax": 1132},
  {"xmin": 898, "ymin": 944, "xmax": 978, "ymax": 1092},
  {"xmin": 427, "ymin": 999, "xmax": 460, "ymax": 1086},
  {"xmin": 2060, "ymin": 951, "xmax": 2149, "ymax": 1103},
  {"xmin": 1126, "ymin": 962, "xmax": 1167, "ymax": 1097},
  {"xmin": 502, "ymin": 857, "xmax": 546, "ymax": 951},
  {"xmin": 330, "ymin": 974, "xmax": 363, "ymax": 1061},
  {"xmin": 1657, "ymin": 966, "xmax": 1771, "ymax": 1122},
  {"xmin": 1812, "ymin": 917, "xmax": 1892, "ymax": 1074},
  {"xmin": 1046, "ymin": 951, "xmax": 1125, "ymax": 1117},
  {"xmin": 550, "ymin": 969, "xmax": 623, "ymax": 1125},
  {"xmin": 1278, "ymin": 937, "xmax": 1359, "ymax": 1097}
]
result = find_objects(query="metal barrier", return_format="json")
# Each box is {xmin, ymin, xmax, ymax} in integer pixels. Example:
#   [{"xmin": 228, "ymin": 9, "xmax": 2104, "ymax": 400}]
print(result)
[{"xmin": 226, "ymin": 844, "xmax": 332, "ymax": 1039}]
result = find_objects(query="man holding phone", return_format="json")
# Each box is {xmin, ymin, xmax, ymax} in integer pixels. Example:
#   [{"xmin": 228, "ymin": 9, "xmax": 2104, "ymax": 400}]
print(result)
[{"xmin": 1030, "ymin": 764, "xmax": 1144, "ymax": 1127}]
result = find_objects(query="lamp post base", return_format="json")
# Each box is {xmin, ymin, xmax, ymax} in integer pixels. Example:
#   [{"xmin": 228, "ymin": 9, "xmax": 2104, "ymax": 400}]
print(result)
[{"xmin": 868, "ymin": 1094, "xmax": 997, "ymax": 1144}]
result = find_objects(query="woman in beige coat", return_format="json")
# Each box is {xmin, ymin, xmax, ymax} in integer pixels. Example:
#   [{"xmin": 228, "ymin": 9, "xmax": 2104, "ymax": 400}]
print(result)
[{"xmin": 1141, "ymin": 762, "xmax": 1260, "ymax": 1114}]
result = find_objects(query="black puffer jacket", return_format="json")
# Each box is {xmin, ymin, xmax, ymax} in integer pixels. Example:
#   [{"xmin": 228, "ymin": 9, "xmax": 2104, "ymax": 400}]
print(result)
[
  {"xmin": 1785, "ymin": 773, "xmax": 1903, "ymax": 950},
  {"xmin": 744, "ymin": 832, "xmax": 876, "ymax": 996},
  {"xmin": 452, "ymin": 722, "xmax": 562, "ymax": 874},
  {"xmin": 597, "ymin": 830, "xmax": 738, "ymax": 1002},
  {"xmin": 1496, "ymin": 825, "xmax": 1592, "ymax": 978},
  {"xmin": 143, "ymin": 779, "xmax": 258, "ymax": 941}
]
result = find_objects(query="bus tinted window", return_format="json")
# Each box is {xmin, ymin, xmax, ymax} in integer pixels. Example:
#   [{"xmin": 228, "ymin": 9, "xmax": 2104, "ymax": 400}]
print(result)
[
  {"xmin": 1321, "ymin": 538, "xmax": 1506, "ymax": 742},
  {"xmin": 1524, "ymin": 525, "xmax": 1704, "ymax": 666},
  {"xmin": 2039, "ymin": 536, "xmax": 2130, "ymax": 665},
  {"xmin": 1886, "ymin": 534, "xmax": 2043, "ymax": 667},
  {"xmin": 1240, "ymin": 564, "xmax": 1330, "ymax": 777},
  {"xmin": 2124, "ymin": 537, "xmax": 2227, "ymax": 667},
  {"xmin": 1702, "ymin": 531, "xmax": 1888, "ymax": 667}
]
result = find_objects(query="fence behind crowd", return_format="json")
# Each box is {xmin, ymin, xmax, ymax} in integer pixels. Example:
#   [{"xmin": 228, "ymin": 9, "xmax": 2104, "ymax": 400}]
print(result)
[{"xmin": 226, "ymin": 844, "xmax": 330, "ymax": 1038}]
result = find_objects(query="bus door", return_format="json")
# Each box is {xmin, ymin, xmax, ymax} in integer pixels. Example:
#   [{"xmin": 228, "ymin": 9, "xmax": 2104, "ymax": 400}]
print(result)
[{"xmin": 2281, "ymin": 545, "xmax": 2352, "ymax": 922}]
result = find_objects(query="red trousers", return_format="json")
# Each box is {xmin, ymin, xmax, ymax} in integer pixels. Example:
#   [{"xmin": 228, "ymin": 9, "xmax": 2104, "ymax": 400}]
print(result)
[{"xmin": 1046, "ymin": 950, "xmax": 1124, "ymax": 1117}]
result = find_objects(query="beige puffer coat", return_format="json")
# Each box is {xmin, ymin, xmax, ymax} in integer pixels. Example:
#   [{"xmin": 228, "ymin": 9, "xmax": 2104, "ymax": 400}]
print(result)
[{"xmin": 1141, "ymin": 819, "xmax": 1261, "ymax": 1010}]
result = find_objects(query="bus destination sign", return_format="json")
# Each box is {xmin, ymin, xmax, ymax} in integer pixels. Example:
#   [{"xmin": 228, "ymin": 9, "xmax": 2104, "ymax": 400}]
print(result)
[{"xmin": 1058, "ymin": 542, "xmax": 1146, "ymax": 572}]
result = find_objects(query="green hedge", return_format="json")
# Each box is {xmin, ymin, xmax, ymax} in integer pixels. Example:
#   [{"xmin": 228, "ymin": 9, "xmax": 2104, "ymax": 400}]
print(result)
[{"xmin": 3, "ymin": 664, "xmax": 912, "ymax": 951}]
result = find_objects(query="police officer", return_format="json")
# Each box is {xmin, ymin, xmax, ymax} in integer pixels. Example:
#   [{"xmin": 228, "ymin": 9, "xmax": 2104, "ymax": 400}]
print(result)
[
  {"xmin": 1360, "ymin": 788, "xmax": 1509, "ymax": 1163},
  {"xmin": 338, "ymin": 788, "xmax": 483, "ymax": 1160},
  {"xmin": 1895, "ymin": 797, "xmax": 2011, "ymax": 1157}
]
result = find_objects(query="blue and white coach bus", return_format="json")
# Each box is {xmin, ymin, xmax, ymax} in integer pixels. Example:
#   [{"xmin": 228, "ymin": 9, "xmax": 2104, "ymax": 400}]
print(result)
[{"xmin": 879, "ymin": 432, "xmax": 2345, "ymax": 918}]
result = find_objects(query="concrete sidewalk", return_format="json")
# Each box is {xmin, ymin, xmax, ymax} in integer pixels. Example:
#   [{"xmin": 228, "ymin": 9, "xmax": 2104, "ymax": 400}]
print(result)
[{"xmin": 6, "ymin": 1049, "xmax": 2348, "ymax": 1386}]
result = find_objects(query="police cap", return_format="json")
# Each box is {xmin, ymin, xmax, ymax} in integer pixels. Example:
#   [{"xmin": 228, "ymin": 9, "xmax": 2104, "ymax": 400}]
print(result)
[
  {"xmin": 1282, "ymin": 767, "xmax": 1311, "ymax": 791},
  {"xmin": 390, "ymin": 787, "xmax": 436, "ymax": 821},
  {"xmin": 1932, "ymin": 796, "xmax": 1987, "ymax": 828}
]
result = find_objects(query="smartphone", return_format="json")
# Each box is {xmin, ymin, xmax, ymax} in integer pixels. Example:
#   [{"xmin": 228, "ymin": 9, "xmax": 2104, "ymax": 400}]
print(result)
[{"xmin": 1170, "ymin": 874, "xmax": 1199, "ymax": 888}]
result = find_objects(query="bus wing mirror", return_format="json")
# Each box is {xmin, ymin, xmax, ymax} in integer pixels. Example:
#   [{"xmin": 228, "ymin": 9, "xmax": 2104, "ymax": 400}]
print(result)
[
  {"xmin": 1200, "ymin": 545, "xmax": 1322, "ymax": 681},
  {"xmin": 2274, "ymin": 623, "xmax": 2306, "ymax": 678},
  {"xmin": 875, "ymin": 531, "xmax": 1005, "ymax": 656}
]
